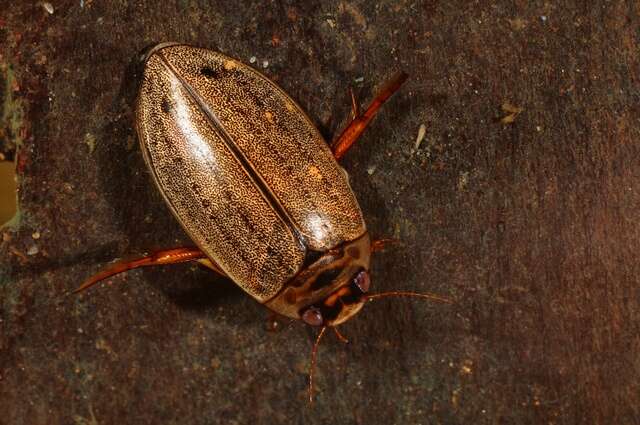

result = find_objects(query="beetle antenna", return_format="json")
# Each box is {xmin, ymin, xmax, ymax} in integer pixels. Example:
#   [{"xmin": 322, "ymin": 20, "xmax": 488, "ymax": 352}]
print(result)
[
  {"xmin": 332, "ymin": 326, "xmax": 349, "ymax": 344},
  {"xmin": 309, "ymin": 326, "xmax": 327, "ymax": 404},
  {"xmin": 365, "ymin": 291, "xmax": 454, "ymax": 304}
]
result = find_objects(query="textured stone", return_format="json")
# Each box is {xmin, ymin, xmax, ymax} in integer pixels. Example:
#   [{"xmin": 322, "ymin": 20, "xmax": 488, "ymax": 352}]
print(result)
[{"xmin": 1, "ymin": 1, "xmax": 639, "ymax": 424}]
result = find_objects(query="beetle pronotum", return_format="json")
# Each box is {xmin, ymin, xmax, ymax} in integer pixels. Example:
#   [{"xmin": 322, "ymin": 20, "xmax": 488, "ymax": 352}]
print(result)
[{"xmin": 77, "ymin": 43, "xmax": 452, "ymax": 402}]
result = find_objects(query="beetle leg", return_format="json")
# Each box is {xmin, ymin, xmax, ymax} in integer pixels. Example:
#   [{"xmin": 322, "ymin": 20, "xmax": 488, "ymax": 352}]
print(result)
[
  {"xmin": 331, "ymin": 71, "xmax": 409, "ymax": 160},
  {"xmin": 73, "ymin": 247, "xmax": 225, "ymax": 294},
  {"xmin": 332, "ymin": 326, "xmax": 349, "ymax": 343}
]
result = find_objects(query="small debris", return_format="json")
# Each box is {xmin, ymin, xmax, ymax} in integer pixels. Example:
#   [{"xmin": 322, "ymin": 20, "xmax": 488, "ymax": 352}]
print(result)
[
  {"xmin": 540, "ymin": 15, "xmax": 547, "ymax": 22},
  {"xmin": 326, "ymin": 18, "xmax": 336, "ymax": 28},
  {"xmin": 460, "ymin": 359, "xmax": 473, "ymax": 375},
  {"xmin": 42, "ymin": 2, "xmax": 54, "ymax": 14},
  {"xmin": 508, "ymin": 17, "xmax": 527, "ymax": 31},
  {"xmin": 414, "ymin": 123, "xmax": 427, "ymax": 151},
  {"xmin": 354, "ymin": 76, "xmax": 364, "ymax": 83},
  {"xmin": 458, "ymin": 171, "xmax": 469, "ymax": 191},
  {"xmin": 451, "ymin": 388, "xmax": 461, "ymax": 408},
  {"xmin": 262, "ymin": 60, "xmax": 269, "ymax": 68},
  {"xmin": 501, "ymin": 102, "xmax": 523, "ymax": 124},
  {"xmin": 9, "ymin": 246, "xmax": 27, "ymax": 261},
  {"xmin": 286, "ymin": 7, "xmax": 298, "ymax": 22},
  {"xmin": 83, "ymin": 132, "xmax": 96, "ymax": 153},
  {"xmin": 31, "ymin": 231, "xmax": 41, "ymax": 240},
  {"xmin": 249, "ymin": 56, "xmax": 257, "ymax": 64},
  {"xmin": 27, "ymin": 245, "xmax": 39, "ymax": 256},
  {"xmin": 367, "ymin": 165, "xmax": 376, "ymax": 175},
  {"xmin": 210, "ymin": 357, "xmax": 221, "ymax": 370},
  {"xmin": 95, "ymin": 337, "xmax": 116, "ymax": 358},
  {"xmin": 265, "ymin": 316, "xmax": 281, "ymax": 332}
]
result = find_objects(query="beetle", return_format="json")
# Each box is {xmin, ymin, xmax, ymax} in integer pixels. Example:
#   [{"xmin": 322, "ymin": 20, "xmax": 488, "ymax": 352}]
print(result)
[{"xmin": 77, "ymin": 43, "xmax": 451, "ymax": 401}]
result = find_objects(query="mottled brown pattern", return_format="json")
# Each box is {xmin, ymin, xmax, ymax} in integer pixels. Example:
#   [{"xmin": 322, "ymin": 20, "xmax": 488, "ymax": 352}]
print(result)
[
  {"xmin": 159, "ymin": 45, "xmax": 366, "ymax": 251},
  {"xmin": 137, "ymin": 52, "xmax": 305, "ymax": 301}
]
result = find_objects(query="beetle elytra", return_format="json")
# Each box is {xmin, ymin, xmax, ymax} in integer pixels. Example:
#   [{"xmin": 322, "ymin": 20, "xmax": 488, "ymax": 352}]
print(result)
[{"xmin": 77, "ymin": 43, "xmax": 452, "ymax": 401}]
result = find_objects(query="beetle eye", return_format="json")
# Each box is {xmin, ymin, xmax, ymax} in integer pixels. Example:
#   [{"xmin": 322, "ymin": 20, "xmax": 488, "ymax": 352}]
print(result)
[
  {"xmin": 353, "ymin": 270, "xmax": 370, "ymax": 294},
  {"xmin": 302, "ymin": 307, "xmax": 324, "ymax": 326}
]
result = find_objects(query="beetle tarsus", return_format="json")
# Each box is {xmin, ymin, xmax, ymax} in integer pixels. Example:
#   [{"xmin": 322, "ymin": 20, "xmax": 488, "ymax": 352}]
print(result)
[{"xmin": 349, "ymin": 87, "xmax": 360, "ymax": 119}]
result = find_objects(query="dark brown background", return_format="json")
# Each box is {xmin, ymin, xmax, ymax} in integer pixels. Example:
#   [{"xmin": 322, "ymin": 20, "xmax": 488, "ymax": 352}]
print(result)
[{"xmin": 1, "ymin": 1, "xmax": 638, "ymax": 424}]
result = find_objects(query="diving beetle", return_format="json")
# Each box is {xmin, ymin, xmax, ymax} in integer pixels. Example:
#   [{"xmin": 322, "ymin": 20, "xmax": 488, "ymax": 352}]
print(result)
[{"xmin": 77, "ymin": 43, "xmax": 451, "ymax": 401}]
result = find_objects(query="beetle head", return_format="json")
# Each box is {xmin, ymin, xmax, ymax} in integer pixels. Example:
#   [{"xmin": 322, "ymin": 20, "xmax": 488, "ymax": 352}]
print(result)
[
  {"xmin": 299, "ymin": 268, "xmax": 370, "ymax": 327},
  {"xmin": 265, "ymin": 232, "xmax": 371, "ymax": 326}
]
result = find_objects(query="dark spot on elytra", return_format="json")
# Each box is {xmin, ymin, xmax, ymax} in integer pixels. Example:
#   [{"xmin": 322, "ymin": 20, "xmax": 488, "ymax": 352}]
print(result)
[
  {"xmin": 275, "ymin": 120, "xmax": 289, "ymax": 133},
  {"xmin": 200, "ymin": 67, "xmax": 218, "ymax": 78},
  {"xmin": 161, "ymin": 98, "xmax": 172, "ymax": 113}
]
